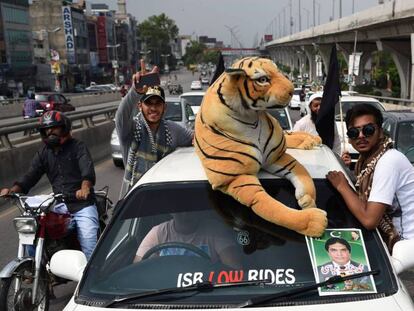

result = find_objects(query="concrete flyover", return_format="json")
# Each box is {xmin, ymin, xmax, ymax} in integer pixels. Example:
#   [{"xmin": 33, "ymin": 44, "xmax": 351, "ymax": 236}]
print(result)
[{"xmin": 265, "ymin": 0, "xmax": 414, "ymax": 100}]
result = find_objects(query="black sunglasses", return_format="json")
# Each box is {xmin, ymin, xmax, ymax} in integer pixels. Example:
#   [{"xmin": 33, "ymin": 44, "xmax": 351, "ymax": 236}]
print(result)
[{"xmin": 347, "ymin": 123, "xmax": 377, "ymax": 139}]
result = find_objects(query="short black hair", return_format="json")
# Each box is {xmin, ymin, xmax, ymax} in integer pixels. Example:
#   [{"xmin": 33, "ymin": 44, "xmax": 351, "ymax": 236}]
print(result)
[
  {"xmin": 345, "ymin": 103, "xmax": 383, "ymax": 129},
  {"xmin": 325, "ymin": 237, "xmax": 351, "ymax": 253}
]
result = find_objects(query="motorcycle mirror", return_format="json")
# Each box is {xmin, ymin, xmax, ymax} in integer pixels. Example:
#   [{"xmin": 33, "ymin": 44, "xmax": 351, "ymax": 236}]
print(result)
[{"xmin": 50, "ymin": 250, "xmax": 86, "ymax": 282}]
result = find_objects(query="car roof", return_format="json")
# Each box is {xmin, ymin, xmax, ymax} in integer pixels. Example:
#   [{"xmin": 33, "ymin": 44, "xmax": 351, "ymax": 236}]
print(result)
[
  {"xmin": 340, "ymin": 96, "xmax": 381, "ymax": 103},
  {"xmin": 180, "ymin": 91, "xmax": 205, "ymax": 96},
  {"xmin": 132, "ymin": 146, "xmax": 348, "ymax": 191},
  {"xmin": 165, "ymin": 97, "xmax": 180, "ymax": 102},
  {"xmin": 383, "ymin": 111, "xmax": 414, "ymax": 121}
]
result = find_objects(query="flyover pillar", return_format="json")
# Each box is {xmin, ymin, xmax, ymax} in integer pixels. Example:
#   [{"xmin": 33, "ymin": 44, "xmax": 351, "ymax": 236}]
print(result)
[
  {"xmin": 303, "ymin": 45, "xmax": 316, "ymax": 82},
  {"xmin": 411, "ymin": 34, "xmax": 414, "ymax": 101},
  {"xmin": 376, "ymin": 40, "xmax": 411, "ymax": 98}
]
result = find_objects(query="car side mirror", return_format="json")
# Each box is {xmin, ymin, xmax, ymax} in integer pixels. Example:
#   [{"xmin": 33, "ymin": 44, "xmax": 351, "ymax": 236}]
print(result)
[
  {"xmin": 391, "ymin": 239, "xmax": 414, "ymax": 275},
  {"xmin": 50, "ymin": 250, "xmax": 87, "ymax": 282},
  {"xmin": 188, "ymin": 115, "xmax": 196, "ymax": 122}
]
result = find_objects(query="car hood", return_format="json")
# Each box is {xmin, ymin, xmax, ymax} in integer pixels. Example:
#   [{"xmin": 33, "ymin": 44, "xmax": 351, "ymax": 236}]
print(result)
[{"xmin": 63, "ymin": 289, "xmax": 413, "ymax": 310}]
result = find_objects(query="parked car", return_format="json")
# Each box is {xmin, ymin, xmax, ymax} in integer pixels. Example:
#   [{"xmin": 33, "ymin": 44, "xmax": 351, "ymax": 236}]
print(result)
[
  {"xmin": 289, "ymin": 87, "xmax": 302, "ymax": 110},
  {"xmin": 35, "ymin": 93, "xmax": 75, "ymax": 112},
  {"xmin": 74, "ymin": 84, "xmax": 86, "ymax": 93},
  {"xmin": 110, "ymin": 98, "xmax": 195, "ymax": 167},
  {"xmin": 267, "ymin": 107, "xmax": 293, "ymax": 131},
  {"xmin": 201, "ymin": 77, "xmax": 210, "ymax": 85},
  {"xmin": 383, "ymin": 111, "xmax": 414, "ymax": 165},
  {"xmin": 85, "ymin": 85, "xmax": 112, "ymax": 92},
  {"xmin": 190, "ymin": 80, "xmax": 203, "ymax": 90},
  {"xmin": 50, "ymin": 145, "xmax": 414, "ymax": 310},
  {"xmin": 164, "ymin": 97, "xmax": 196, "ymax": 131},
  {"xmin": 180, "ymin": 91, "xmax": 205, "ymax": 115}
]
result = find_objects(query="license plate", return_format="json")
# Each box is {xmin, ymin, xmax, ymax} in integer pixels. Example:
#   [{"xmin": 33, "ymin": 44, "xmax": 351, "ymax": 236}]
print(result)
[{"xmin": 19, "ymin": 233, "xmax": 35, "ymax": 245}]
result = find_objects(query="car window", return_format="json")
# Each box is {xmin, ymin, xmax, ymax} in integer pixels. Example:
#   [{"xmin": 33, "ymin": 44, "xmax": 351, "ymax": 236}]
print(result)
[
  {"xmin": 267, "ymin": 109, "xmax": 290, "ymax": 130},
  {"xmin": 35, "ymin": 94, "xmax": 48, "ymax": 101},
  {"xmin": 78, "ymin": 180, "xmax": 397, "ymax": 306},
  {"xmin": 181, "ymin": 95, "xmax": 204, "ymax": 107},
  {"xmin": 165, "ymin": 101, "xmax": 182, "ymax": 122},
  {"xmin": 382, "ymin": 119, "xmax": 394, "ymax": 138},
  {"xmin": 395, "ymin": 121, "xmax": 414, "ymax": 163},
  {"xmin": 185, "ymin": 104, "xmax": 195, "ymax": 119}
]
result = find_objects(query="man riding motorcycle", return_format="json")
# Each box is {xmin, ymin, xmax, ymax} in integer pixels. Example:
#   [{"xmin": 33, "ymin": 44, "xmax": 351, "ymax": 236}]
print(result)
[{"xmin": 0, "ymin": 110, "xmax": 99, "ymax": 260}]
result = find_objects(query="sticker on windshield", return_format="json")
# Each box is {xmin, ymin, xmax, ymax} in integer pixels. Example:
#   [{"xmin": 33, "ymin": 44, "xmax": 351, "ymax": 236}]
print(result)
[{"xmin": 306, "ymin": 228, "xmax": 377, "ymax": 296}]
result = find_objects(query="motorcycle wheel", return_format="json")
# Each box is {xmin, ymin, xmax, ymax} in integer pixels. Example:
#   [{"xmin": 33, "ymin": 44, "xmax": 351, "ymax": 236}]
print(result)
[{"xmin": 0, "ymin": 261, "xmax": 49, "ymax": 311}]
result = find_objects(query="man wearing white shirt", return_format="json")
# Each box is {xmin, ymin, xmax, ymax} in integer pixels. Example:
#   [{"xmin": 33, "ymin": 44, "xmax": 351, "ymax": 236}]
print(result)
[{"xmin": 293, "ymin": 93, "xmax": 341, "ymax": 155}]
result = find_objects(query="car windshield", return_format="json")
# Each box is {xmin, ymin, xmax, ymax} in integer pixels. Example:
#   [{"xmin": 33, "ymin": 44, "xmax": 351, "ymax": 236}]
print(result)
[
  {"xmin": 335, "ymin": 101, "xmax": 385, "ymax": 121},
  {"xmin": 35, "ymin": 95, "xmax": 48, "ymax": 101},
  {"xmin": 182, "ymin": 95, "xmax": 203, "ymax": 107},
  {"xmin": 267, "ymin": 109, "xmax": 290, "ymax": 130},
  {"xmin": 78, "ymin": 179, "xmax": 396, "ymax": 307},
  {"xmin": 165, "ymin": 101, "xmax": 182, "ymax": 122},
  {"xmin": 396, "ymin": 121, "xmax": 414, "ymax": 163}
]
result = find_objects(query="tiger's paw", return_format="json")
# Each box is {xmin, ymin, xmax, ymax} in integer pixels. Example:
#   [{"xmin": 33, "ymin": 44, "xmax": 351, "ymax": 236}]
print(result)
[
  {"xmin": 296, "ymin": 208, "xmax": 327, "ymax": 237},
  {"xmin": 297, "ymin": 194, "xmax": 316, "ymax": 209},
  {"xmin": 297, "ymin": 136, "xmax": 321, "ymax": 150}
]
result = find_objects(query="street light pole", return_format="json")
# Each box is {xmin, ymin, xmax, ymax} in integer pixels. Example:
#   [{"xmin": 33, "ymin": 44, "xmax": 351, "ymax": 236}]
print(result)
[
  {"xmin": 106, "ymin": 43, "xmax": 120, "ymax": 86},
  {"xmin": 160, "ymin": 53, "xmax": 170, "ymax": 73}
]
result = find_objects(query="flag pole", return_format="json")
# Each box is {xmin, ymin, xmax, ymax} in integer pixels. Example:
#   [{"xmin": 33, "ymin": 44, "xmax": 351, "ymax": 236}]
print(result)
[{"xmin": 338, "ymin": 95, "xmax": 346, "ymax": 152}]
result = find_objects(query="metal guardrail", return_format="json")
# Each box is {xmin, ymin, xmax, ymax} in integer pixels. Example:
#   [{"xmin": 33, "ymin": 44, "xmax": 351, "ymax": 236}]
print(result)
[
  {"xmin": 0, "ymin": 106, "xmax": 117, "ymax": 150},
  {"xmin": 358, "ymin": 94, "xmax": 414, "ymax": 107}
]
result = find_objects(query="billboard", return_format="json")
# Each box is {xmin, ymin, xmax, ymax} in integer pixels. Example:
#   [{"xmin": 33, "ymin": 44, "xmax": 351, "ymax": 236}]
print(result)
[{"xmin": 62, "ymin": 6, "xmax": 75, "ymax": 64}]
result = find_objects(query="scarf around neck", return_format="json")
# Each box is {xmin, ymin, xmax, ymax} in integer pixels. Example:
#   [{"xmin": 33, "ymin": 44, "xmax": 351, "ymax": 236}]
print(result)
[
  {"xmin": 124, "ymin": 112, "xmax": 173, "ymax": 189},
  {"xmin": 354, "ymin": 137, "xmax": 400, "ymax": 252}
]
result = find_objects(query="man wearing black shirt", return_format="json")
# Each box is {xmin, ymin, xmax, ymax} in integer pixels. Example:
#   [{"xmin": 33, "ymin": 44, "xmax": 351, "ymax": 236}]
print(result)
[{"xmin": 0, "ymin": 111, "xmax": 98, "ymax": 260}]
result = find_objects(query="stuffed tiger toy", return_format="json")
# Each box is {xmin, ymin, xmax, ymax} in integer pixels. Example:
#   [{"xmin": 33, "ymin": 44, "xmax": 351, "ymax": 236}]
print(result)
[{"xmin": 194, "ymin": 57, "xmax": 327, "ymax": 237}]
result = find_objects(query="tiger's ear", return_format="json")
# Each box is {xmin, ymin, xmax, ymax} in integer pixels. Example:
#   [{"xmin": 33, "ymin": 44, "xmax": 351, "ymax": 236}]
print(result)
[{"xmin": 225, "ymin": 68, "xmax": 246, "ymax": 77}]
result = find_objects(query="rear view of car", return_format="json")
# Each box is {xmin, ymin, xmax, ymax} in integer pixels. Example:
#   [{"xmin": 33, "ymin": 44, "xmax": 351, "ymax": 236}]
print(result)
[
  {"xmin": 289, "ymin": 87, "xmax": 302, "ymax": 109},
  {"xmin": 180, "ymin": 91, "xmax": 205, "ymax": 115}
]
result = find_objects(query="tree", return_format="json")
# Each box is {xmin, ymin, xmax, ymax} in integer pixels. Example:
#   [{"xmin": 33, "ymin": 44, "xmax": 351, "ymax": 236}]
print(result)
[
  {"xmin": 138, "ymin": 14, "xmax": 179, "ymax": 66},
  {"xmin": 183, "ymin": 41, "xmax": 206, "ymax": 66}
]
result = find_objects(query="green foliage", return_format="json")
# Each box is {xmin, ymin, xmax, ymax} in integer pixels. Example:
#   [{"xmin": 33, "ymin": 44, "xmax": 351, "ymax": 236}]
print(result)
[
  {"xmin": 203, "ymin": 50, "xmax": 220, "ymax": 65},
  {"xmin": 354, "ymin": 84, "xmax": 375, "ymax": 95},
  {"xmin": 371, "ymin": 51, "xmax": 401, "ymax": 97},
  {"xmin": 137, "ymin": 14, "xmax": 179, "ymax": 66},
  {"xmin": 182, "ymin": 41, "xmax": 206, "ymax": 66}
]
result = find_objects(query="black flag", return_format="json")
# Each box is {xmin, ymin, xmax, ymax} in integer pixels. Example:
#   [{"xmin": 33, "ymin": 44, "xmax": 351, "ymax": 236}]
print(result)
[
  {"xmin": 210, "ymin": 52, "xmax": 225, "ymax": 85},
  {"xmin": 315, "ymin": 45, "xmax": 342, "ymax": 149}
]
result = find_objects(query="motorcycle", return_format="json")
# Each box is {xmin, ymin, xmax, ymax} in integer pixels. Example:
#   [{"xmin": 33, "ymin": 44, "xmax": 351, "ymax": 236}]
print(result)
[{"xmin": 0, "ymin": 188, "xmax": 113, "ymax": 310}]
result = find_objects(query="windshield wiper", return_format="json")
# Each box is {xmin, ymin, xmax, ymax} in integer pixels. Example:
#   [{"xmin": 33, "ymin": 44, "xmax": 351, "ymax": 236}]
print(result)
[
  {"xmin": 237, "ymin": 270, "xmax": 380, "ymax": 308},
  {"xmin": 103, "ymin": 279, "xmax": 270, "ymax": 308}
]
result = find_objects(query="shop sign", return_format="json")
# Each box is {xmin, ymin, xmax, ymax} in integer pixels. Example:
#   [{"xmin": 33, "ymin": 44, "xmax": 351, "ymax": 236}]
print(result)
[{"xmin": 62, "ymin": 6, "xmax": 75, "ymax": 64}]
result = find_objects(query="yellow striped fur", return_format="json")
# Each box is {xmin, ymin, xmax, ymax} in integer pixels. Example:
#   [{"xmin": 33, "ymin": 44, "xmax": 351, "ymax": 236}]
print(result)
[{"xmin": 195, "ymin": 57, "xmax": 327, "ymax": 237}]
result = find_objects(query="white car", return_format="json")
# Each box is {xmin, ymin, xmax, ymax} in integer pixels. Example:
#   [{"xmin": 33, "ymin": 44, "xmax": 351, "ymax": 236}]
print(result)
[
  {"xmin": 180, "ymin": 91, "xmax": 205, "ymax": 115},
  {"xmin": 190, "ymin": 80, "xmax": 203, "ymax": 90},
  {"xmin": 51, "ymin": 146, "xmax": 414, "ymax": 310},
  {"xmin": 289, "ymin": 87, "xmax": 302, "ymax": 109},
  {"xmin": 201, "ymin": 77, "xmax": 210, "ymax": 85}
]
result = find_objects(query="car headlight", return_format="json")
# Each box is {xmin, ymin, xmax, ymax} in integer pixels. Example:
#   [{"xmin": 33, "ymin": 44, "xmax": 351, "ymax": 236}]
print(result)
[
  {"xmin": 13, "ymin": 216, "xmax": 38, "ymax": 234},
  {"xmin": 111, "ymin": 130, "xmax": 119, "ymax": 145}
]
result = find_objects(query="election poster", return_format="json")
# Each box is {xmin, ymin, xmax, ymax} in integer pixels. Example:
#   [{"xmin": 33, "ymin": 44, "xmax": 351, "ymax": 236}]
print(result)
[{"xmin": 306, "ymin": 228, "xmax": 377, "ymax": 296}]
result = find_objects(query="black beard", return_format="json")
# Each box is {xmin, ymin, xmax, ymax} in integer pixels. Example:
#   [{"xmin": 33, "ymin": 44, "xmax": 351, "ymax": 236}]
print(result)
[
  {"xmin": 311, "ymin": 111, "xmax": 318, "ymax": 123},
  {"xmin": 44, "ymin": 134, "xmax": 61, "ymax": 147}
]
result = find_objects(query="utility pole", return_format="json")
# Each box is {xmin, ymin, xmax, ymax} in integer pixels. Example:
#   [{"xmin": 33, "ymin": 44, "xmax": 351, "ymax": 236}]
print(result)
[
  {"xmin": 339, "ymin": 0, "xmax": 342, "ymax": 18},
  {"xmin": 298, "ymin": 0, "xmax": 301, "ymax": 32},
  {"xmin": 352, "ymin": 0, "xmax": 355, "ymax": 14},
  {"xmin": 289, "ymin": 0, "xmax": 293, "ymax": 35},
  {"xmin": 313, "ymin": 0, "xmax": 315, "ymax": 27},
  {"xmin": 331, "ymin": 0, "xmax": 335, "ymax": 21}
]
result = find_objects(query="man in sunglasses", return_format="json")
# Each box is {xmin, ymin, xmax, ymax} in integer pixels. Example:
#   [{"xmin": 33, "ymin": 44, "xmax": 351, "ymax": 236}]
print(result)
[
  {"xmin": 293, "ymin": 93, "xmax": 341, "ymax": 155},
  {"xmin": 326, "ymin": 104, "xmax": 414, "ymax": 252}
]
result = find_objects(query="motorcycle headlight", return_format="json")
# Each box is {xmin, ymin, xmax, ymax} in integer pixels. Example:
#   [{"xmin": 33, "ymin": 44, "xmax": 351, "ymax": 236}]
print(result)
[{"xmin": 13, "ymin": 216, "xmax": 38, "ymax": 234}]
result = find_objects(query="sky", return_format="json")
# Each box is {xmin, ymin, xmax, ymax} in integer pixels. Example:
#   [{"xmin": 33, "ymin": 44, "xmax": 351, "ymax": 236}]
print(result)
[{"xmin": 88, "ymin": 0, "xmax": 383, "ymax": 48}]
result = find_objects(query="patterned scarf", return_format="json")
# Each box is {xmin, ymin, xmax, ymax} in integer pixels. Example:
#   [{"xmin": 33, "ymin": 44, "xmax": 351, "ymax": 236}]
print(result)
[
  {"xmin": 124, "ymin": 112, "xmax": 173, "ymax": 190},
  {"xmin": 354, "ymin": 137, "xmax": 400, "ymax": 253}
]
